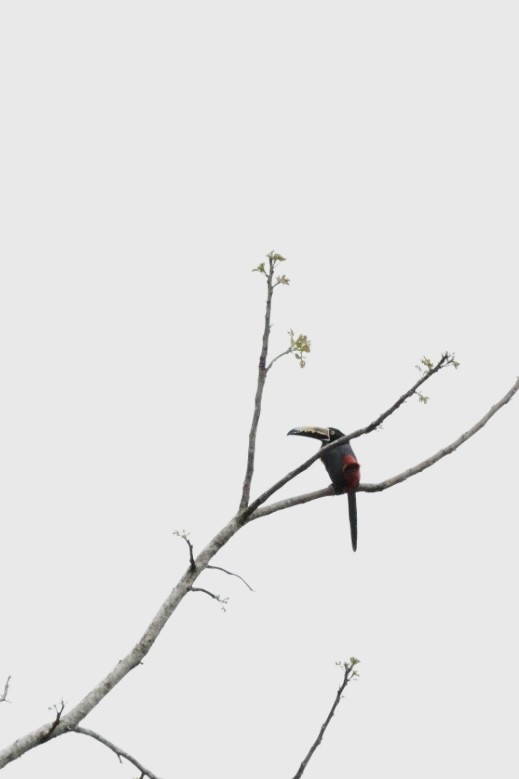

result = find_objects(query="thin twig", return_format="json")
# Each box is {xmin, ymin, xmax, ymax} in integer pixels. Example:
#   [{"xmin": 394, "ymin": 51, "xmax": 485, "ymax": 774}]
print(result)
[
  {"xmin": 0, "ymin": 676, "xmax": 11, "ymax": 703},
  {"xmin": 207, "ymin": 564, "xmax": 254, "ymax": 591},
  {"xmin": 239, "ymin": 255, "xmax": 276, "ymax": 510},
  {"xmin": 43, "ymin": 700, "xmax": 65, "ymax": 742},
  {"xmin": 292, "ymin": 660, "xmax": 359, "ymax": 779},
  {"xmin": 191, "ymin": 587, "xmax": 229, "ymax": 610},
  {"xmin": 344, "ymin": 352, "xmax": 455, "ymax": 442},
  {"xmin": 173, "ymin": 530, "xmax": 196, "ymax": 569},
  {"xmin": 266, "ymin": 347, "xmax": 292, "ymax": 372},
  {"xmin": 73, "ymin": 727, "xmax": 164, "ymax": 779}
]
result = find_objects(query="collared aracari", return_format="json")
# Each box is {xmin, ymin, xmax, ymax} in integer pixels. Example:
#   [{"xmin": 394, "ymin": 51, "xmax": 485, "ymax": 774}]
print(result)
[{"xmin": 287, "ymin": 426, "xmax": 361, "ymax": 551}]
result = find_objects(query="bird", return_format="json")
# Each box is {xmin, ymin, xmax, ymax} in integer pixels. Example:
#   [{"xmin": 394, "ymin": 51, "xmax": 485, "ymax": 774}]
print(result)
[{"xmin": 287, "ymin": 426, "xmax": 361, "ymax": 551}]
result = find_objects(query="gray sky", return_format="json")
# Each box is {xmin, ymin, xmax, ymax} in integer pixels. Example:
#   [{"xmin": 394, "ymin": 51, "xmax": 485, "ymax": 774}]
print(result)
[{"xmin": 1, "ymin": 2, "xmax": 517, "ymax": 778}]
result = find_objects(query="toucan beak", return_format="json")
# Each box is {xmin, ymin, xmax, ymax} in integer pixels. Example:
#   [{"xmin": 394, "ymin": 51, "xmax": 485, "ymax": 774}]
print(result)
[{"xmin": 287, "ymin": 426, "xmax": 331, "ymax": 441}]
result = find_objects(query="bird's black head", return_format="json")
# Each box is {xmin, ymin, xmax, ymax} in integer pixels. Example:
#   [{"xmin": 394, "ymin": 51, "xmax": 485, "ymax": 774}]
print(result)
[{"xmin": 287, "ymin": 426, "xmax": 345, "ymax": 442}]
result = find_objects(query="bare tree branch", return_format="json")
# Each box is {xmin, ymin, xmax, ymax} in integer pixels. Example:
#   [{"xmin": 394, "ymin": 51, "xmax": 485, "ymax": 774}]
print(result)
[
  {"xmin": 0, "ymin": 676, "xmax": 11, "ymax": 704},
  {"xmin": 73, "ymin": 726, "xmax": 163, "ymax": 779},
  {"xmin": 206, "ymin": 564, "xmax": 254, "ymax": 591},
  {"xmin": 239, "ymin": 253, "xmax": 279, "ymax": 510},
  {"xmin": 360, "ymin": 377, "xmax": 517, "ymax": 491},
  {"xmin": 43, "ymin": 700, "xmax": 65, "ymax": 742},
  {"xmin": 344, "ymin": 352, "xmax": 457, "ymax": 441},
  {"xmin": 175, "ymin": 534, "xmax": 255, "ymax": 593},
  {"xmin": 291, "ymin": 659, "xmax": 359, "ymax": 779},
  {"xmin": 173, "ymin": 530, "xmax": 196, "ymax": 570},
  {"xmin": 0, "ymin": 507, "xmax": 250, "ymax": 766},
  {"xmin": 266, "ymin": 347, "xmax": 292, "ymax": 372},
  {"xmin": 251, "ymin": 488, "xmax": 333, "ymax": 519},
  {"xmin": 246, "ymin": 358, "xmax": 452, "ymax": 521},
  {"xmin": 173, "ymin": 532, "xmax": 253, "ymax": 590},
  {"xmin": 251, "ymin": 376, "xmax": 519, "ymax": 519},
  {"xmin": 239, "ymin": 364, "xmax": 515, "ymax": 523}
]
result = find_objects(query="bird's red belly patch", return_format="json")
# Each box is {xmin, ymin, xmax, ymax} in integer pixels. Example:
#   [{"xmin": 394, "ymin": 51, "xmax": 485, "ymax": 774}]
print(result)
[{"xmin": 342, "ymin": 454, "xmax": 360, "ymax": 492}]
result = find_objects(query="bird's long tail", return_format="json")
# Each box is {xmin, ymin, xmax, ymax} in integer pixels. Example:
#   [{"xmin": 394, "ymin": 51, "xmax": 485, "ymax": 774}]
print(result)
[{"xmin": 347, "ymin": 492, "xmax": 358, "ymax": 552}]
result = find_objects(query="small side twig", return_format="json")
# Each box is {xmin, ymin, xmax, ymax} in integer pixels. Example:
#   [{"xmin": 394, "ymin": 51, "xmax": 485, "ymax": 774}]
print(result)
[
  {"xmin": 73, "ymin": 726, "xmax": 164, "ymax": 779},
  {"xmin": 266, "ymin": 347, "xmax": 292, "ymax": 372},
  {"xmin": 173, "ymin": 530, "xmax": 196, "ymax": 570},
  {"xmin": 291, "ymin": 658, "xmax": 360, "ymax": 779},
  {"xmin": 43, "ymin": 700, "xmax": 66, "ymax": 741},
  {"xmin": 267, "ymin": 331, "xmax": 311, "ymax": 372},
  {"xmin": 191, "ymin": 587, "xmax": 229, "ymax": 611},
  {"xmin": 175, "ymin": 534, "xmax": 254, "ymax": 590},
  {"xmin": 0, "ymin": 676, "xmax": 11, "ymax": 703},
  {"xmin": 207, "ymin": 564, "xmax": 254, "ymax": 592}
]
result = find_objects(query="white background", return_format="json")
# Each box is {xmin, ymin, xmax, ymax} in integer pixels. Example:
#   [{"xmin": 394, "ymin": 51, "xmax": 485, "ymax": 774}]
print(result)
[{"xmin": 0, "ymin": 2, "xmax": 517, "ymax": 777}]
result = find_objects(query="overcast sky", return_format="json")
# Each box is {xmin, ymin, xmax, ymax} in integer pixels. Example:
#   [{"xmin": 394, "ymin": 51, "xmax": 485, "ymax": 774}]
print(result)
[{"xmin": 1, "ymin": 2, "xmax": 517, "ymax": 778}]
